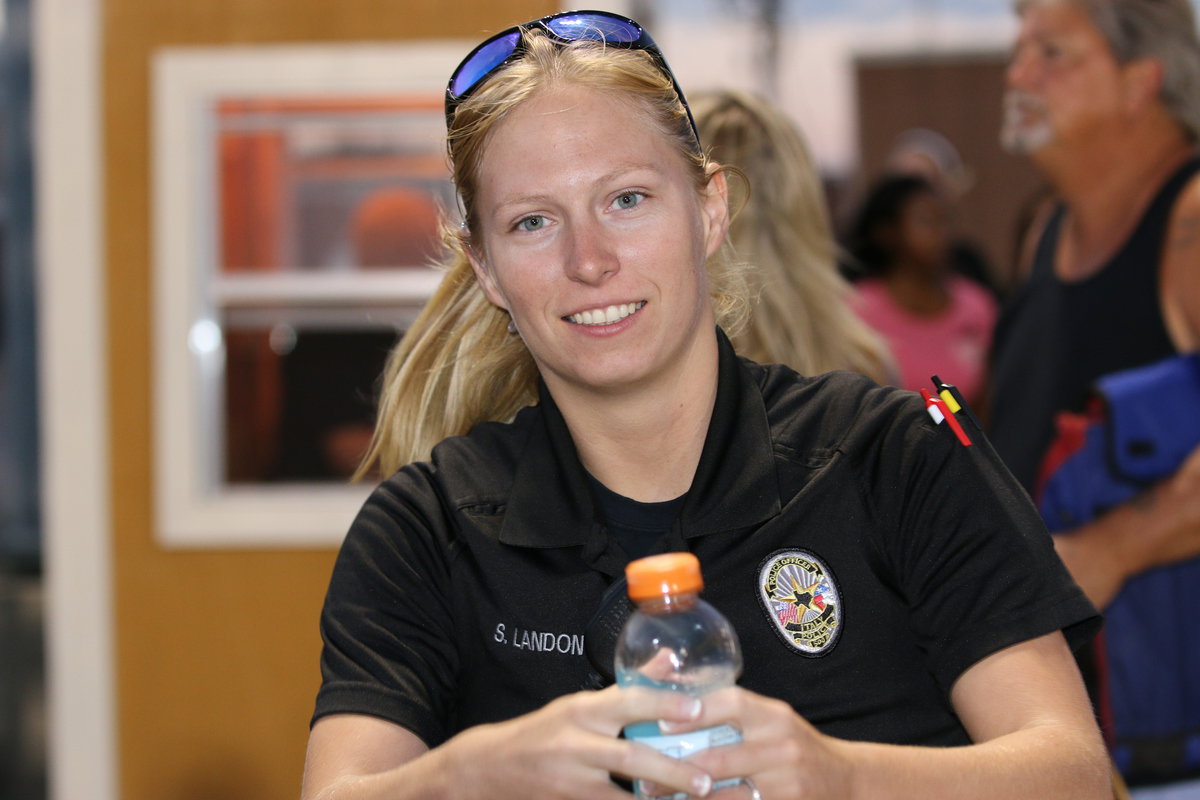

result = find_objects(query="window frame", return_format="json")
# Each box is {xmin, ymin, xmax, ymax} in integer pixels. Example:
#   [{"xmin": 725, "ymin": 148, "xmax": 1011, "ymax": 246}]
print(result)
[{"xmin": 152, "ymin": 43, "xmax": 464, "ymax": 547}]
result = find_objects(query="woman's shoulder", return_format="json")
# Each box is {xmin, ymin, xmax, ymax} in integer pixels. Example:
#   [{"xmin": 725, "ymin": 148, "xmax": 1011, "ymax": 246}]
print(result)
[
  {"xmin": 949, "ymin": 274, "xmax": 997, "ymax": 304},
  {"xmin": 435, "ymin": 405, "xmax": 538, "ymax": 480},
  {"xmin": 343, "ymin": 406, "xmax": 543, "ymax": 563},
  {"xmin": 948, "ymin": 275, "xmax": 999, "ymax": 322},
  {"xmin": 848, "ymin": 276, "xmax": 889, "ymax": 308},
  {"xmin": 379, "ymin": 404, "xmax": 541, "ymax": 506},
  {"xmin": 752, "ymin": 360, "xmax": 923, "ymax": 451}
]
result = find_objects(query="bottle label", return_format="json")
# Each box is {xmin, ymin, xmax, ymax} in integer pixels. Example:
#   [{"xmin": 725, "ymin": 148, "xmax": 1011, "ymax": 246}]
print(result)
[{"xmin": 625, "ymin": 722, "xmax": 742, "ymax": 799}]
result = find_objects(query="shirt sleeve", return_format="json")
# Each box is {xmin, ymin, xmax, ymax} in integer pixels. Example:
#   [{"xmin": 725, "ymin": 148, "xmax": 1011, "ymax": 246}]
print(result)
[
  {"xmin": 311, "ymin": 467, "xmax": 459, "ymax": 747},
  {"xmin": 860, "ymin": 391, "xmax": 1100, "ymax": 694}
]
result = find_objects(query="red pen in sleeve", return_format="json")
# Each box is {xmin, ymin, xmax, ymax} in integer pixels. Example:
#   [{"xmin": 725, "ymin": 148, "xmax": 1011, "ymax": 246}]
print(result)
[{"xmin": 920, "ymin": 388, "xmax": 972, "ymax": 447}]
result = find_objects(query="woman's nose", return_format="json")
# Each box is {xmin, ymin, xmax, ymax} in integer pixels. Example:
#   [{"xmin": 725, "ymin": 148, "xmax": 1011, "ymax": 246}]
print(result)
[{"xmin": 564, "ymin": 220, "xmax": 619, "ymax": 284}]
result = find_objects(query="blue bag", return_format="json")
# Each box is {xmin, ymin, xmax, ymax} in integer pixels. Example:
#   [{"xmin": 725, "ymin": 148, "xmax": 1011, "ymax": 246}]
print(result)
[{"xmin": 1038, "ymin": 352, "xmax": 1200, "ymax": 785}]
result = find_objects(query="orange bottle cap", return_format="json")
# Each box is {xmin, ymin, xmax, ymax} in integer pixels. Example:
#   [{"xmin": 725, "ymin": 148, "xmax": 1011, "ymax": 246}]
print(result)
[{"xmin": 625, "ymin": 552, "xmax": 703, "ymax": 602}]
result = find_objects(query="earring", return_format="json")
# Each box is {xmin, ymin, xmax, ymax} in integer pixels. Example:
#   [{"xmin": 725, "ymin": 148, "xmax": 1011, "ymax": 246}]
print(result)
[{"xmin": 507, "ymin": 318, "xmax": 518, "ymax": 334}]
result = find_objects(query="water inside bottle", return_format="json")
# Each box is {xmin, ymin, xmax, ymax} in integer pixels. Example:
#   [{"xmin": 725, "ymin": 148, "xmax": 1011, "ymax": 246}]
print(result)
[{"xmin": 616, "ymin": 671, "xmax": 743, "ymax": 799}]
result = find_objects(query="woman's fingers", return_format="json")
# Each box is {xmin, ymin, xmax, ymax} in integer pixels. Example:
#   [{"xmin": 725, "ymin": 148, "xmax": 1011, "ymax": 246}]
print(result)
[
  {"xmin": 533, "ymin": 687, "xmax": 715, "ymax": 796},
  {"xmin": 675, "ymin": 687, "xmax": 838, "ymax": 800},
  {"xmin": 580, "ymin": 684, "xmax": 704, "ymax": 733},
  {"xmin": 611, "ymin": 741, "xmax": 715, "ymax": 799}
]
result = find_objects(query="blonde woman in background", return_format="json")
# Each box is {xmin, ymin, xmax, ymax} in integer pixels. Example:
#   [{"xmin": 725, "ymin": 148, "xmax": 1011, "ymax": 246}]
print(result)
[{"xmin": 690, "ymin": 89, "xmax": 892, "ymax": 383}]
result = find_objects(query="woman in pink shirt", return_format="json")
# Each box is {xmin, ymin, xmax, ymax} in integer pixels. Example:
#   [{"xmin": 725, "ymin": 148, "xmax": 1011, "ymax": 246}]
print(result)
[{"xmin": 846, "ymin": 174, "xmax": 997, "ymax": 404}]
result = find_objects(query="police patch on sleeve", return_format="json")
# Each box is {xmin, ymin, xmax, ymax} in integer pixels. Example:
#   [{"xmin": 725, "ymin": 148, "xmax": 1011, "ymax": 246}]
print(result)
[{"xmin": 757, "ymin": 550, "xmax": 842, "ymax": 656}]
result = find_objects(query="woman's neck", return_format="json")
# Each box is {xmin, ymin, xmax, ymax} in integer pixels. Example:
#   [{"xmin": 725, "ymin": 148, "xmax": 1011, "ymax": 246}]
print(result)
[
  {"xmin": 884, "ymin": 267, "xmax": 951, "ymax": 317},
  {"xmin": 550, "ymin": 334, "xmax": 719, "ymax": 503}
]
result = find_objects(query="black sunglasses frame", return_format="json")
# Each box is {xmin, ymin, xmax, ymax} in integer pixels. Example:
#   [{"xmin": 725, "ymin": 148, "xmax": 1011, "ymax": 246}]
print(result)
[{"xmin": 444, "ymin": 10, "xmax": 700, "ymax": 152}]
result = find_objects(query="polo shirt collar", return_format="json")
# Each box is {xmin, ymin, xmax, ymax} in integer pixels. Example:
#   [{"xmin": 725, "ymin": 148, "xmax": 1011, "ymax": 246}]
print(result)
[
  {"xmin": 682, "ymin": 330, "xmax": 781, "ymax": 536},
  {"xmin": 498, "ymin": 328, "xmax": 781, "ymax": 548}
]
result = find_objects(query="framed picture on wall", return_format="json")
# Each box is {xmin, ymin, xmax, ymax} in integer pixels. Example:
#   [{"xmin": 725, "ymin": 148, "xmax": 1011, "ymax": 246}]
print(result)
[{"xmin": 153, "ymin": 42, "xmax": 465, "ymax": 547}]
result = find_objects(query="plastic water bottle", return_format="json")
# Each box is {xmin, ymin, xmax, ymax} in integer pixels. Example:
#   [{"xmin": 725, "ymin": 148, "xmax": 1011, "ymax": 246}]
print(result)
[{"xmin": 614, "ymin": 552, "xmax": 744, "ymax": 799}]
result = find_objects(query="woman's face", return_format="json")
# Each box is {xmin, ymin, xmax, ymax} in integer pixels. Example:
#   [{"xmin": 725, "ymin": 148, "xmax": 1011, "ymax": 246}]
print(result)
[
  {"xmin": 896, "ymin": 189, "xmax": 951, "ymax": 273},
  {"xmin": 468, "ymin": 83, "xmax": 729, "ymax": 398}
]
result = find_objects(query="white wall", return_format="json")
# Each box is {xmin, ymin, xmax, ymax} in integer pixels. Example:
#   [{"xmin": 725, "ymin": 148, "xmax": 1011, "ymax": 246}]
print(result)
[
  {"xmin": 33, "ymin": 0, "xmax": 115, "ymax": 798},
  {"xmin": 659, "ymin": 13, "xmax": 1015, "ymax": 175}
]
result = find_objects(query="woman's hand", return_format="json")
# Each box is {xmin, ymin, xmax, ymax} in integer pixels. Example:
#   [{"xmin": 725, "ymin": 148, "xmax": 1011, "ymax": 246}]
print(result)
[
  {"xmin": 443, "ymin": 684, "xmax": 717, "ymax": 800},
  {"xmin": 664, "ymin": 686, "xmax": 853, "ymax": 800}
]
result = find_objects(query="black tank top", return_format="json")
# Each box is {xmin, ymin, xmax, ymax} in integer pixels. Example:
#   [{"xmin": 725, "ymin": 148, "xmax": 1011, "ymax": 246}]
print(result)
[{"xmin": 988, "ymin": 156, "xmax": 1199, "ymax": 492}]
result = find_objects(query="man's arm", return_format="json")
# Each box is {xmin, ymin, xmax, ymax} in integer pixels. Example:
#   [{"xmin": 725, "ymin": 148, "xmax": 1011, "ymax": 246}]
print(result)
[
  {"xmin": 1050, "ymin": 171, "xmax": 1200, "ymax": 609},
  {"xmin": 1162, "ymin": 170, "xmax": 1200, "ymax": 352},
  {"xmin": 1054, "ymin": 442, "xmax": 1200, "ymax": 608}
]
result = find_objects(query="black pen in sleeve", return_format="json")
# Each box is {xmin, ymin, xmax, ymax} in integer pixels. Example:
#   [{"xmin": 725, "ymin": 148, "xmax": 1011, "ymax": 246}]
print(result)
[{"xmin": 931, "ymin": 375, "xmax": 982, "ymax": 431}]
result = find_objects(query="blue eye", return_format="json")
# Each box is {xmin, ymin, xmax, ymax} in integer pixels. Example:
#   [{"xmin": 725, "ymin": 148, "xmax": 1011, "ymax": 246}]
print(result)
[
  {"xmin": 614, "ymin": 191, "xmax": 643, "ymax": 210},
  {"xmin": 517, "ymin": 215, "xmax": 546, "ymax": 232}
]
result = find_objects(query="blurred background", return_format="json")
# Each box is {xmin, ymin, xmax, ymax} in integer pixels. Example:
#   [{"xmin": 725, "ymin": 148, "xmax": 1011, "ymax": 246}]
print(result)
[{"xmin": 0, "ymin": 0, "xmax": 1178, "ymax": 798}]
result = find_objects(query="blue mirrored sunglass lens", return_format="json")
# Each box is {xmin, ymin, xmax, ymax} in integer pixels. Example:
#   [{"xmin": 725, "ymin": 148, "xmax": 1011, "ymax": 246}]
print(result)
[
  {"xmin": 546, "ymin": 14, "xmax": 640, "ymax": 43},
  {"xmin": 451, "ymin": 30, "xmax": 522, "ymax": 97}
]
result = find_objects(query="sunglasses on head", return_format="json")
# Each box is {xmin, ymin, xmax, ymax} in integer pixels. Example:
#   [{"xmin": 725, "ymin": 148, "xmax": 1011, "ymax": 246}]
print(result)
[{"xmin": 444, "ymin": 10, "xmax": 700, "ymax": 151}]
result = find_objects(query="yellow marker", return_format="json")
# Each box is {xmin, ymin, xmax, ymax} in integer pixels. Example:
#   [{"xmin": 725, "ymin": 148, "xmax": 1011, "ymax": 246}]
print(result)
[{"xmin": 938, "ymin": 388, "xmax": 962, "ymax": 414}]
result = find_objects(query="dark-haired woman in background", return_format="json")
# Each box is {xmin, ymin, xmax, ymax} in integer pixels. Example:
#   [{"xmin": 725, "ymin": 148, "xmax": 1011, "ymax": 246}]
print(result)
[{"xmin": 846, "ymin": 174, "xmax": 997, "ymax": 405}]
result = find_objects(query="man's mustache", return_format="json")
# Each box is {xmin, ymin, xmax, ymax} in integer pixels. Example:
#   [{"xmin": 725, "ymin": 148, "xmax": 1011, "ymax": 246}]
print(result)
[{"xmin": 1004, "ymin": 89, "xmax": 1049, "ymax": 120}]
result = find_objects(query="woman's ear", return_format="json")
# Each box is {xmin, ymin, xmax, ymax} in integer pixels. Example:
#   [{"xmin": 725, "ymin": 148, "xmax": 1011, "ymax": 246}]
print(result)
[
  {"xmin": 467, "ymin": 243, "xmax": 509, "ymax": 312},
  {"xmin": 700, "ymin": 164, "xmax": 732, "ymax": 258}
]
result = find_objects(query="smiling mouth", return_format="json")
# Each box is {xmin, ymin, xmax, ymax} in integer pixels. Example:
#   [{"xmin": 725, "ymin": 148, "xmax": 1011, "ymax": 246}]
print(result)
[{"xmin": 565, "ymin": 301, "xmax": 646, "ymax": 326}]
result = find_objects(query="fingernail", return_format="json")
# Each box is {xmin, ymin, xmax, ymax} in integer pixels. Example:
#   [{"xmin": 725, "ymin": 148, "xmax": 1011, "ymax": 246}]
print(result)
[
  {"xmin": 692, "ymin": 774, "xmax": 713, "ymax": 797},
  {"xmin": 659, "ymin": 698, "xmax": 702, "ymax": 733},
  {"xmin": 661, "ymin": 699, "xmax": 700, "ymax": 732}
]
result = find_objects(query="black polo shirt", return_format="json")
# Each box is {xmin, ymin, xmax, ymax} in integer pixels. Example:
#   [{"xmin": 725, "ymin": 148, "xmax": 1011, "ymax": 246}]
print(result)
[{"xmin": 313, "ymin": 329, "xmax": 1098, "ymax": 749}]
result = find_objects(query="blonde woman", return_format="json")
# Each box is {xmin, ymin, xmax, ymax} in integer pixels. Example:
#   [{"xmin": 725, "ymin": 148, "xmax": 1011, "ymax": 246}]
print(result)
[
  {"xmin": 302, "ymin": 11, "xmax": 1107, "ymax": 800},
  {"xmin": 690, "ymin": 89, "xmax": 892, "ymax": 383}
]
